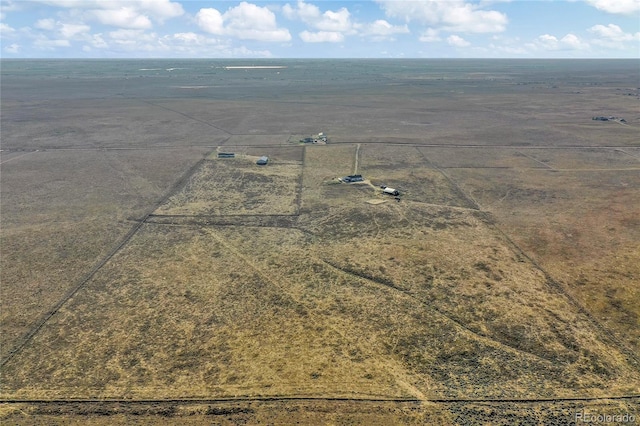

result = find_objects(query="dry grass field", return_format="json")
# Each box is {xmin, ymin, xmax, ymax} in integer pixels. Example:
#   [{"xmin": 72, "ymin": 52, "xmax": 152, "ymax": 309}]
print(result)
[
  {"xmin": 0, "ymin": 148, "xmax": 211, "ymax": 360},
  {"xmin": 155, "ymin": 154, "xmax": 302, "ymax": 216},
  {"xmin": 446, "ymin": 163, "xmax": 640, "ymax": 354},
  {"xmin": 1, "ymin": 59, "xmax": 638, "ymax": 424}
]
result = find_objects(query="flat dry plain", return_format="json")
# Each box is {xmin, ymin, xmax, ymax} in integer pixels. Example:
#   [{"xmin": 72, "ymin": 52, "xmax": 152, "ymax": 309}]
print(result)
[{"xmin": 1, "ymin": 59, "xmax": 639, "ymax": 424}]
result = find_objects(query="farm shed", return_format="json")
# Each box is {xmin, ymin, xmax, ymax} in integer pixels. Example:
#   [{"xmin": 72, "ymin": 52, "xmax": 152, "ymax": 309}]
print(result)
[
  {"xmin": 341, "ymin": 174, "xmax": 363, "ymax": 183},
  {"xmin": 256, "ymin": 156, "xmax": 269, "ymax": 165}
]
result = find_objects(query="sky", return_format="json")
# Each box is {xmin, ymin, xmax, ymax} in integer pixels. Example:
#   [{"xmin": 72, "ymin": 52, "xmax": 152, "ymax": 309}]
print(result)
[{"xmin": 0, "ymin": 0, "xmax": 639, "ymax": 58}]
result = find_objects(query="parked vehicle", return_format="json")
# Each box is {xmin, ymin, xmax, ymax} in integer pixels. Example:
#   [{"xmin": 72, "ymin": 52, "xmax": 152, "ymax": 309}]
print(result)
[{"xmin": 381, "ymin": 186, "xmax": 399, "ymax": 196}]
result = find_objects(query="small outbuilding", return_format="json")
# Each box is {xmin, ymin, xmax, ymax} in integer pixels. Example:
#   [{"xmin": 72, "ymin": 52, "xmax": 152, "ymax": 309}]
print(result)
[
  {"xmin": 217, "ymin": 152, "xmax": 235, "ymax": 158},
  {"xmin": 340, "ymin": 174, "xmax": 364, "ymax": 183},
  {"xmin": 256, "ymin": 156, "xmax": 269, "ymax": 165}
]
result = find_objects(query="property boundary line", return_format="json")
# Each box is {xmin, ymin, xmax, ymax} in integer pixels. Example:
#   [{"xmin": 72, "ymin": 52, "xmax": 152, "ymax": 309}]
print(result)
[
  {"xmin": 414, "ymin": 146, "xmax": 481, "ymax": 210},
  {"xmin": 294, "ymin": 145, "xmax": 306, "ymax": 215},
  {"xmin": 1, "ymin": 394, "xmax": 638, "ymax": 405},
  {"xmin": 141, "ymin": 100, "xmax": 232, "ymax": 136},
  {"xmin": 3, "ymin": 143, "xmax": 638, "ymax": 153}
]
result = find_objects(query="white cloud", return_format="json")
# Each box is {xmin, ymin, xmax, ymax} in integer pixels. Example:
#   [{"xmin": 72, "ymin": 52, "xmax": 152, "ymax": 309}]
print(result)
[
  {"xmin": 37, "ymin": 0, "xmax": 184, "ymax": 18},
  {"xmin": 7, "ymin": 1, "xmax": 283, "ymax": 57},
  {"xmin": 537, "ymin": 34, "xmax": 559, "ymax": 49},
  {"xmin": 284, "ymin": 0, "xmax": 354, "ymax": 32},
  {"xmin": 443, "ymin": 5, "xmax": 507, "ymax": 33},
  {"xmin": 35, "ymin": 18, "xmax": 56, "ymax": 31},
  {"xmin": 419, "ymin": 28, "xmax": 441, "ymax": 42},
  {"xmin": 483, "ymin": 35, "xmax": 531, "ymax": 56},
  {"xmin": 361, "ymin": 19, "xmax": 409, "ymax": 40},
  {"xmin": 0, "ymin": 0, "xmax": 21, "ymax": 14},
  {"xmin": 584, "ymin": 0, "xmax": 640, "ymax": 15},
  {"xmin": 196, "ymin": 2, "xmax": 291, "ymax": 42},
  {"xmin": 31, "ymin": 18, "xmax": 90, "ymax": 40},
  {"xmin": 133, "ymin": 32, "xmax": 273, "ymax": 57},
  {"xmin": 223, "ymin": 2, "xmax": 291, "ymax": 41},
  {"xmin": 535, "ymin": 33, "xmax": 589, "ymax": 51},
  {"xmin": 317, "ymin": 8, "xmax": 352, "ymax": 32},
  {"xmin": 91, "ymin": 7, "xmax": 152, "ymax": 29},
  {"xmin": 106, "ymin": 29, "xmax": 159, "ymax": 51},
  {"xmin": 479, "ymin": 0, "xmax": 512, "ymax": 5},
  {"xmin": 81, "ymin": 32, "xmax": 108, "ymax": 52},
  {"xmin": 88, "ymin": 33, "xmax": 108, "ymax": 48},
  {"xmin": 36, "ymin": 1, "xmax": 89, "ymax": 7},
  {"xmin": 285, "ymin": 0, "xmax": 410, "ymax": 42},
  {"xmin": 135, "ymin": 0, "xmax": 183, "ymax": 22},
  {"xmin": 80, "ymin": 29, "xmax": 231, "ymax": 56},
  {"xmin": 377, "ymin": 0, "xmax": 508, "ymax": 33},
  {"xmin": 161, "ymin": 32, "xmax": 226, "ymax": 52},
  {"xmin": 196, "ymin": 8, "xmax": 224, "ymax": 35},
  {"xmin": 59, "ymin": 23, "xmax": 90, "ymax": 38},
  {"xmin": 283, "ymin": 0, "xmax": 320, "ymax": 22},
  {"xmin": 300, "ymin": 30, "xmax": 344, "ymax": 43},
  {"xmin": 232, "ymin": 27, "xmax": 291, "ymax": 42},
  {"xmin": 173, "ymin": 32, "xmax": 202, "ymax": 44},
  {"xmin": 0, "ymin": 22, "xmax": 16, "ymax": 35},
  {"xmin": 560, "ymin": 33, "xmax": 587, "ymax": 49},
  {"xmin": 589, "ymin": 24, "xmax": 640, "ymax": 42},
  {"xmin": 4, "ymin": 42, "xmax": 20, "ymax": 53},
  {"xmin": 34, "ymin": 0, "xmax": 184, "ymax": 29},
  {"xmin": 231, "ymin": 45, "xmax": 273, "ymax": 57},
  {"xmin": 447, "ymin": 34, "xmax": 470, "ymax": 47}
]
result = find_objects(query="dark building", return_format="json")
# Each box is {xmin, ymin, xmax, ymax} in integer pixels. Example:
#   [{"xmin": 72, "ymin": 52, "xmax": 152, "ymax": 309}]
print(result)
[{"xmin": 341, "ymin": 174, "xmax": 363, "ymax": 183}]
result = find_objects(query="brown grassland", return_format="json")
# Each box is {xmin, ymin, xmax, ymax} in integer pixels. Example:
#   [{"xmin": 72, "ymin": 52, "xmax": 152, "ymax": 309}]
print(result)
[{"xmin": 1, "ymin": 59, "xmax": 638, "ymax": 424}]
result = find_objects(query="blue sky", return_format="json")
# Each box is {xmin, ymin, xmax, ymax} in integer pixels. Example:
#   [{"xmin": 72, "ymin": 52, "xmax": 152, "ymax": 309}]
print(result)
[{"xmin": 1, "ymin": 1, "xmax": 638, "ymax": 58}]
